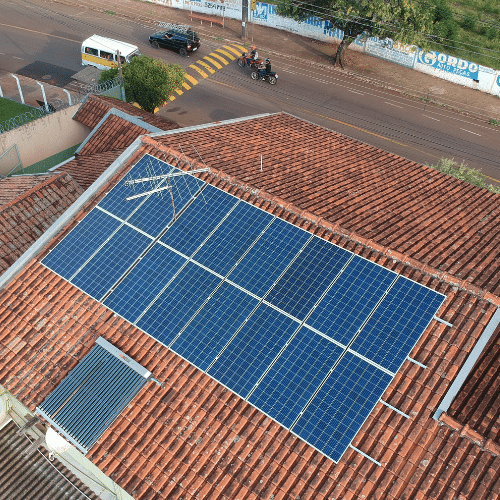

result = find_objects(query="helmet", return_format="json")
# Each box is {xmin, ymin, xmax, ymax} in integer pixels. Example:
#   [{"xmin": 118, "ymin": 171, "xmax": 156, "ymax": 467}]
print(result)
[
  {"xmin": 266, "ymin": 58, "xmax": 270, "ymax": 63},
  {"xmin": 251, "ymin": 45, "xmax": 257, "ymax": 50}
]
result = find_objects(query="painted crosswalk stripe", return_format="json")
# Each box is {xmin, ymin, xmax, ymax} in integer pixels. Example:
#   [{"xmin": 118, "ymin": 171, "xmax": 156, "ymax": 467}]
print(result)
[
  {"xmin": 197, "ymin": 60, "xmax": 216, "ymax": 74},
  {"xmin": 204, "ymin": 55, "xmax": 222, "ymax": 69},
  {"xmin": 175, "ymin": 88, "xmax": 183, "ymax": 95},
  {"xmin": 184, "ymin": 74, "xmax": 198, "ymax": 86},
  {"xmin": 169, "ymin": 95, "xmax": 176, "ymax": 101},
  {"xmin": 224, "ymin": 45, "xmax": 243, "ymax": 56},
  {"xmin": 190, "ymin": 64, "xmax": 208, "ymax": 78},
  {"xmin": 216, "ymin": 49, "xmax": 235, "ymax": 60},
  {"xmin": 231, "ymin": 44, "xmax": 247, "ymax": 52},
  {"xmin": 182, "ymin": 81, "xmax": 191, "ymax": 90},
  {"xmin": 209, "ymin": 52, "xmax": 229, "ymax": 65}
]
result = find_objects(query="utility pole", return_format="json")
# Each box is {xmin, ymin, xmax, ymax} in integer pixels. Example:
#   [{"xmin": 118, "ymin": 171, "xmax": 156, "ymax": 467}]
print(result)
[
  {"xmin": 242, "ymin": 0, "xmax": 248, "ymax": 39},
  {"xmin": 116, "ymin": 49, "xmax": 125, "ymax": 102}
]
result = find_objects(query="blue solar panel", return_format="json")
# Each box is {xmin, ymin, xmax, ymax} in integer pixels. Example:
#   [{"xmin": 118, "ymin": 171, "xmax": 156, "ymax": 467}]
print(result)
[
  {"xmin": 307, "ymin": 256, "xmax": 396, "ymax": 346},
  {"xmin": 97, "ymin": 154, "xmax": 168, "ymax": 221},
  {"xmin": 350, "ymin": 277, "xmax": 445, "ymax": 373},
  {"xmin": 41, "ymin": 209, "xmax": 121, "ymax": 280},
  {"xmin": 127, "ymin": 170, "xmax": 203, "ymax": 237},
  {"xmin": 227, "ymin": 218, "xmax": 311, "ymax": 297},
  {"xmin": 249, "ymin": 328, "xmax": 343, "ymax": 428},
  {"xmin": 208, "ymin": 304, "xmax": 299, "ymax": 398},
  {"xmin": 160, "ymin": 184, "xmax": 238, "ymax": 257},
  {"xmin": 136, "ymin": 262, "xmax": 222, "ymax": 346},
  {"xmin": 292, "ymin": 352, "xmax": 392, "ymax": 462},
  {"xmin": 71, "ymin": 225, "xmax": 152, "ymax": 301},
  {"xmin": 171, "ymin": 282, "xmax": 258, "ymax": 371},
  {"xmin": 265, "ymin": 238, "xmax": 352, "ymax": 320},
  {"xmin": 103, "ymin": 244, "xmax": 187, "ymax": 324},
  {"xmin": 193, "ymin": 201, "xmax": 274, "ymax": 276}
]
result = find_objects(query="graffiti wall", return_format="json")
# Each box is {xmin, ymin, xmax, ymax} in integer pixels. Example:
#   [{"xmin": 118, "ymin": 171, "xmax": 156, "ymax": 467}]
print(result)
[{"xmin": 150, "ymin": 0, "xmax": 500, "ymax": 97}]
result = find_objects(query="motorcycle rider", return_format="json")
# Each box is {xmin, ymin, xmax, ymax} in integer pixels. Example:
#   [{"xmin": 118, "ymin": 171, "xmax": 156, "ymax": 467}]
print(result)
[
  {"xmin": 246, "ymin": 45, "xmax": 258, "ymax": 66},
  {"xmin": 258, "ymin": 58, "xmax": 272, "ymax": 80}
]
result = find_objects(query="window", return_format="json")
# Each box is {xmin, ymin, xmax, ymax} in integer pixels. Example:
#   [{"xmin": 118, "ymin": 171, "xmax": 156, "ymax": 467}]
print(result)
[
  {"xmin": 100, "ymin": 50, "xmax": 114, "ymax": 61},
  {"xmin": 84, "ymin": 47, "xmax": 98, "ymax": 56}
]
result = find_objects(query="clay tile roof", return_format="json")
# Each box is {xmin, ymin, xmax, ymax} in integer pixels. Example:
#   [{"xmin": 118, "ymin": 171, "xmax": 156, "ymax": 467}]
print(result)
[
  {"xmin": 73, "ymin": 94, "xmax": 179, "ymax": 131},
  {"xmin": 0, "ymin": 172, "xmax": 83, "ymax": 277},
  {"xmin": 77, "ymin": 114, "xmax": 156, "ymax": 156},
  {"xmin": 448, "ymin": 321, "xmax": 500, "ymax": 443},
  {"xmin": 58, "ymin": 149, "xmax": 124, "ymax": 190},
  {"xmin": 153, "ymin": 113, "xmax": 500, "ymax": 295},
  {"xmin": 1, "ymin": 114, "xmax": 500, "ymax": 500},
  {"xmin": 0, "ymin": 175, "xmax": 49, "ymax": 206}
]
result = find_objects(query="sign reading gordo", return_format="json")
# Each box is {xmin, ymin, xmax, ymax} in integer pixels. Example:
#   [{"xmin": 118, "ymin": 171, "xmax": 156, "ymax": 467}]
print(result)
[{"xmin": 418, "ymin": 50, "xmax": 479, "ymax": 80}]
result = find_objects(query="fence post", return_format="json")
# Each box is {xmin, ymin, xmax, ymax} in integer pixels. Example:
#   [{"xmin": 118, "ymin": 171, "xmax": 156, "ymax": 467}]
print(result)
[
  {"xmin": 36, "ymin": 82, "xmax": 49, "ymax": 112},
  {"xmin": 63, "ymin": 89, "xmax": 72, "ymax": 106},
  {"xmin": 11, "ymin": 75, "xmax": 25, "ymax": 104}
]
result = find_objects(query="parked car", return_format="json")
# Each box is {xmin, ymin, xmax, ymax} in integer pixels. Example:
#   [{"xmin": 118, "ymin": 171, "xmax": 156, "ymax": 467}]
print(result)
[{"xmin": 149, "ymin": 24, "xmax": 200, "ymax": 56}]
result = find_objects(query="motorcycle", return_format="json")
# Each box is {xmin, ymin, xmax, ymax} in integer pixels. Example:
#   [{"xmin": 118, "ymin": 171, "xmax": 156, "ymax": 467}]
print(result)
[
  {"xmin": 251, "ymin": 70, "xmax": 278, "ymax": 85},
  {"xmin": 237, "ymin": 52, "xmax": 263, "ymax": 70}
]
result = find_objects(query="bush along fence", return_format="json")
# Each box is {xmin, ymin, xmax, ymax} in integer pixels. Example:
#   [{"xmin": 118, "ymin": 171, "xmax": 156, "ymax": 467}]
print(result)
[
  {"xmin": 0, "ymin": 77, "xmax": 123, "ymax": 135},
  {"xmin": 153, "ymin": 0, "xmax": 500, "ymax": 98}
]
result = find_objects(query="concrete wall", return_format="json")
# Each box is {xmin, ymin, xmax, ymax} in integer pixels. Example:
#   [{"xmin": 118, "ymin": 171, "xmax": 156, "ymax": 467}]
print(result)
[
  {"xmin": 0, "ymin": 105, "xmax": 90, "ymax": 175},
  {"xmin": 152, "ymin": 0, "xmax": 500, "ymax": 98}
]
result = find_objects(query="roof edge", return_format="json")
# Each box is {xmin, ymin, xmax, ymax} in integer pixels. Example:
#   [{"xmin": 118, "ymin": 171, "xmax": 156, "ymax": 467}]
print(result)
[
  {"xmin": 0, "ymin": 138, "xmax": 143, "ymax": 292},
  {"xmin": 433, "ymin": 306, "xmax": 500, "ymax": 420},
  {"xmin": 148, "ymin": 112, "xmax": 275, "ymax": 138}
]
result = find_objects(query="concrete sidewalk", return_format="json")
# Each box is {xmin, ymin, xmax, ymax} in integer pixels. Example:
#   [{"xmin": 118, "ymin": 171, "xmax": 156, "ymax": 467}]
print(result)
[{"xmin": 53, "ymin": 0, "xmax": 500, "ymax": 122}]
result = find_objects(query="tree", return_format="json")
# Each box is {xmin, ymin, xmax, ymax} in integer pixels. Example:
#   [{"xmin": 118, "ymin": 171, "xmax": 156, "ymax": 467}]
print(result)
[
  {"xmin": 99, "ymin": 55, "xmax": 185, "ymax": 112},
  {"xmin": 276, "ymin": 0, "xmax": 435, "ymax": 68}
]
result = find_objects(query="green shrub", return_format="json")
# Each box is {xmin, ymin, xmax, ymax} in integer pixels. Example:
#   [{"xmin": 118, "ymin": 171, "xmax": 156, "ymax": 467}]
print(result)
[
  {"xmin": 460, "ymin": 16, "xmax": 477, "ymax": 31},
  {"xmin": 428, "ymin": 158, "xmax": 500, "ymax": 194}
]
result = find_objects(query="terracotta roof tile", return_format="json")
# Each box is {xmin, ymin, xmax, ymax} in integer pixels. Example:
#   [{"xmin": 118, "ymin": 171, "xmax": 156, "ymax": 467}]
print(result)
[
  {"xmin": 58, "ymin": 149, "xmax": 124, "ymax": 190},
  {"xmin": 0, "ymin": 172, "xmax": 82, "ymax": 277},
  {"xmin": 2, "ymin": 118, "xmax": 500, "ymax": 500},
  {"xmin": 73, "ymin": 95, "xmax": 179, "ymax": 131}
]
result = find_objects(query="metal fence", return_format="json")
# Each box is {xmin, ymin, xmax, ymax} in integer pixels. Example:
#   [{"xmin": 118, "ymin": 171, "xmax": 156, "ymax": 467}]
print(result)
[{"xmin": 0, "ymin": 77, "xmax": 122, "ymax": 135}]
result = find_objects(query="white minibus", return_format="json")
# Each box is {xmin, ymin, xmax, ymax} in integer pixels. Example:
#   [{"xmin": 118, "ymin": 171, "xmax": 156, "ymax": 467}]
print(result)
[{"xmin": 81, "ymin": 35, "xmax": 142, "ymax": 69}]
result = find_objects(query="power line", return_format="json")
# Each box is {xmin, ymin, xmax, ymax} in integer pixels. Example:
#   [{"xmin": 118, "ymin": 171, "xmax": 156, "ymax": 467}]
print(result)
[{"xmin": 281, "ymin": 0, "xmax": 500, "ymax": 62}]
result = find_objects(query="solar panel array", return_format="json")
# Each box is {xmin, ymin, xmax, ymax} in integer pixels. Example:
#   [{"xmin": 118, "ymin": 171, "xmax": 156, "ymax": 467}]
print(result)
[{"xmin": 42, "ymin": 154, "xmax": 445, "ymax": 462}]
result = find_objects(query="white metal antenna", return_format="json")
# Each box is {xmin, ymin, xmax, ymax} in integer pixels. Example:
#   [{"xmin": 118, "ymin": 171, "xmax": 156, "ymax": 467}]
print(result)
[{"xmin": 124, "ymin": 155, "xmax": 208, "ymax": 201}]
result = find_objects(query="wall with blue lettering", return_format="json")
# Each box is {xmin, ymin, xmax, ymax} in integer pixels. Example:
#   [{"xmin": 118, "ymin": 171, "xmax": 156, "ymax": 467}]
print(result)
[{"xmin": 151, "ymin": 0, "xmax": 500, "ymax": 97}]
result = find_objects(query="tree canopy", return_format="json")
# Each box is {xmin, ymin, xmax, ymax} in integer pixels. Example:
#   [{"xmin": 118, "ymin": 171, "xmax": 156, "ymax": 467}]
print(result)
[
  {"xmin": 276, "ymin": 0, "xmax": 436, "ymax": 67},
  {"xmin": 99, "ymin": 55, "xmax": 185, "ymax": 112}
]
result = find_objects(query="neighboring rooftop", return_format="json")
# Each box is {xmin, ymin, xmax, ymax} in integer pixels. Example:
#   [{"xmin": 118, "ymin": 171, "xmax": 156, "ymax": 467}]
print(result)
[
  {"xmin": 0, "ymin": 114, "xmax": 499, "ymax": 500},
  {"xmin": 0, "ymin": 420, "xmax": 100, "ymax": 500},
  {"xmin": 73, "ymin": 94, "xmax": 180, "ymax": 131},
  {"xmin": 0, "ymin": 172, "xmax": 83, "ymax": 277}
]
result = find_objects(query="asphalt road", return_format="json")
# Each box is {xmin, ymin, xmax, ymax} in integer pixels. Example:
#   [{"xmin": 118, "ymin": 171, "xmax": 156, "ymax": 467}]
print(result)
[{"xmin": 1, "ymin": 0, "xmax": 499, "ymax": 184}]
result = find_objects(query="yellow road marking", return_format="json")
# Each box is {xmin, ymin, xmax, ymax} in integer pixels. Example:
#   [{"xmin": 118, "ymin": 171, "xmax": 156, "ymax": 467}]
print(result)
[
  {"xmin": 184, "ymin": 74, "xmax": 198, "ymax": 86},
  {"xmin": 216, "ymin": 49, "xmax": 235, "ymax": 60},
  {"xmin": 224, "ymin": 45, "xmax": 242, "ymax": 56},
  {"xmin": 209, "ymin": 53, "xmax": 229, "ymax": 65},
  {"xmin": 190, "ymin": 64, "xmax": 208, "ymax": 78},
  {"xmin": 231, "ymin": 44, "xmax": 247, "ymax": 52},
  {"xmin": 204, "ymin": 56, "xmax": 222, "ymax": 69},
  {"xmin": 169, "ymin": 95, "xmax": 176, "ymax": 101},
  {"xmin": 182, "ymin": 81, "xmax": 192, "ymax": 90},
  {"xmin": 175, "ymin": 88, "xmax": 183, "ymax": 95},
  {"xmin": 197, "ymin": 60, "xmax": 215, "ymax": 74}
]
